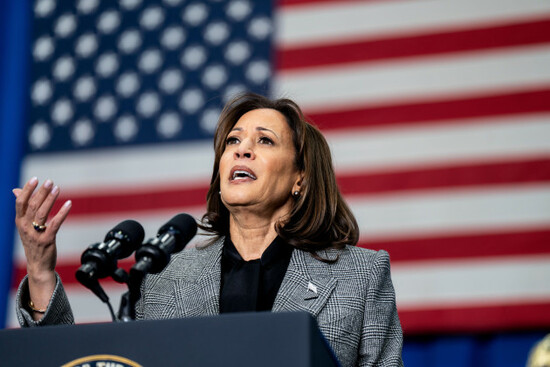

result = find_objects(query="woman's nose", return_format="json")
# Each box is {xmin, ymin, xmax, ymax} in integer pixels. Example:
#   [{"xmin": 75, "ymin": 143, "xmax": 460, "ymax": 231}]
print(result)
[{"xmin": 234, "ymin": 139, "xmax": 255, "ymax": 159}]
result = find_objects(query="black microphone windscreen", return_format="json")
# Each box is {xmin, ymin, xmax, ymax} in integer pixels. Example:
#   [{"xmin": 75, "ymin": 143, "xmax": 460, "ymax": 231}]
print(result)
[
  {"xmin": 159, "ymin": 213, "xmax": 197, "ymax": 244},
  {"xmin": 105, "ymin": 219, "xmax": 146, "ymax": 258}
]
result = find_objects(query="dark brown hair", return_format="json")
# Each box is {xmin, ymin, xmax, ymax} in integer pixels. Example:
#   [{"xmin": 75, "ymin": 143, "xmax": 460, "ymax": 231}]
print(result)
[{"xmin": 201, "ymin": 92, "xmax": 359, "ymax": 253}]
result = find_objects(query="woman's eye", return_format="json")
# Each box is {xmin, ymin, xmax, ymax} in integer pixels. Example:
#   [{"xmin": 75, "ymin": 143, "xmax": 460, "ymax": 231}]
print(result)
[
  {"xmin": 226, "ymin": 136, "xmax": 239, "ymax": 145},
  {"xmin": 259, "ymin": 137, "xmax": 273, "ymax": 145}
]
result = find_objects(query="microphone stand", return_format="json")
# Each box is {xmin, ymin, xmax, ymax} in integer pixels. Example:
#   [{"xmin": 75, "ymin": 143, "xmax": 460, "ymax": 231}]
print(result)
[
  {"xmin": 116, "ymin": 268, "xmax": 144, "ymax": 322},
  {"xmin": 76, "ymin": 271, "xmax": 117, "ymax": 322}
]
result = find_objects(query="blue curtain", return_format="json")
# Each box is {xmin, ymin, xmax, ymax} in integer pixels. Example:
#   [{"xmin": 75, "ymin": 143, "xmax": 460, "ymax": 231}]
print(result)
[{"xmin": 0, "ymin": 0, "xmax": 29, "ymax": 328}]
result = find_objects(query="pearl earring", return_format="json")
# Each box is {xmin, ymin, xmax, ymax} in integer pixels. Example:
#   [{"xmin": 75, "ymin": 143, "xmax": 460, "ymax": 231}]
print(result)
[{"xmin": 293, "ymin": 191, "xmax": 300, "ymax": 197}]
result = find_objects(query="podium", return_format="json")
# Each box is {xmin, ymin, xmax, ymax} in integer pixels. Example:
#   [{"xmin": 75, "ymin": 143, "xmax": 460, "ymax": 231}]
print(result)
[{"xmin": 0, "ymin": 311, "xmax": 340, "ymax": 366}]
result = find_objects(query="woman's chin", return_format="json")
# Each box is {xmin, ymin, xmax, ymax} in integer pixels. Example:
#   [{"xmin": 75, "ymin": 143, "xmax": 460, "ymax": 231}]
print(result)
[{"xmin": 222, "ymin": 193, "xmax": 257, "ymax": 208}]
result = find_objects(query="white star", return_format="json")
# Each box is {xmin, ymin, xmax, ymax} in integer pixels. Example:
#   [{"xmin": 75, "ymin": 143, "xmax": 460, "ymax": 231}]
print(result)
[
  {"xmin": 227, "ymin": 0, "xmax": 251, "ymax": 22},
  {"xmin": 159, "ymin": 69, "xmax": 184, "ymax": 94},
  {"xmin": 33, "ymin": 36, "xmax": 55, "ymax": 62},
  {"xmin": 116, "ymin": 72, "xmax": 141, "ymax": 98},
  {"xmin": 139, "ymin": 49, "xmax": 163, "ymax": 74},
  {"xmin": 182, "ymin": 3, "xmax": 209, "ymax": 27},
  {"xmin": 200, "ymin": 108, "xmax": 221, "ymax": 134},
  {"xmin": 73, "ymin": 75, "xmax": 97, "ymax": 102},
  {"xmin": 114, "ymin": 115, "xmax": 139, "ymax": 142},
  {"xmin": 97, "ymin": 10, "xmax": 121, "ymax": 34},
  {"xmin": 75, "ymin": 33, "xmax": 99, "ymax": 58},
  {"xmin": 248, "ymin": 16, "xmax": 272, "ymax": 40},
  {"xmin": 157, "ymin": 111, "xmax": 183, "ymax": 139},
  {"xmin": 137, "ymin": 92, "xmax": 161, "ymax": 118},
  {"xmin": 202, "ymin": 64, "xmax": 228, "ymax": 89},
  {"xmin": 54, "ymin": 13, "xmax": 77, "ymax": 38},
  {"xmin": 96, "ymin": 53, "xmax": 120, "ymax": 78},
  {"xmin": 35, "ymin": 0, "xmax": 55, "ymax": 18},
  {"xmin": 29, "ymin": 121, "xmax": 51, "ymax": 150},
  {"xmin": 71, "ymin": 118, "xmax": 95, "ymax": 146},
  {"xmin": 140, "ymin": 6, "xmax": 165, "ymax": 30},
  {"xmin": 76, "ymin": 0, "xmax": 99, "ymax": 14},
  {"xmin": 179, "ymin": 88, "xmax": 204, "ymax": 113},
  {"xmin": 51, "ymin": 99, "xmax": 74, "ymax": 126},
  {"xmin": 118, "ymin": 29, "xmax": 143, "ymax": 55},
  {"xmin": 225, "ymin": 41, "xmax": 251, "ymax": 65},
  {"xmin": 31, "ymin": 79, "xmax": 53, "ymax": 105},
  {"xmin": 180, "ymin": 45, "xmax": 207, "ymax": 70},
  {"xmin": 161, "ymin": 26, "xmax": 186, "ymax": 50},
  {"xmin": 94, "ymin": 95, "xmax": 118, "ymax": 122},
  {"xmin": 53, "ymin": 56, "xmax": 75, "ymax": 81},
  {"xmin": 204, "ymin": 21, "xmax": 230, "ymax": 46}
]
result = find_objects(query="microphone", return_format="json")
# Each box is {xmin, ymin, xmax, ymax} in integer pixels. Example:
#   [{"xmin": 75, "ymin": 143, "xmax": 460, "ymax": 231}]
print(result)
[
  {"xmin": 76, "ymin": 220, "xmax": 145, "ymax": 287},
  {"xmin": 131, "ymin": 213, "xmax": 197, "ymax": 276}
]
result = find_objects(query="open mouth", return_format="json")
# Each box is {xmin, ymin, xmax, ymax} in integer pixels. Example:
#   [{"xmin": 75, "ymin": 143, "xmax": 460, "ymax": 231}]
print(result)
[{"xmin": 230, "ymin": 167, "xmax": 257, "ymax": 181}]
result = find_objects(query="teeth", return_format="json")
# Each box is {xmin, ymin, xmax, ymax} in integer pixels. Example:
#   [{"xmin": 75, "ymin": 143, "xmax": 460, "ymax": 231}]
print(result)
[{"xmin": 232, "ymin": 170, "xmax": 256, "ymax": 180}]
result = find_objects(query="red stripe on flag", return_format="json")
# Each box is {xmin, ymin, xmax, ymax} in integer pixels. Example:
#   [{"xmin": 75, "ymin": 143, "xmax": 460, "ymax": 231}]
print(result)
[
  {"xmin": 48, "ymin": 158, "xmax": 550, "ymax": 217},
  {"xmin": 338, "ymin": 158, "xmax": 550, "ymax": 196},
  {"xmin": 307, "ymin": 88, "xmax": 550, "ymax": 131},
  {"xmin": 50, "ymin": 185, "xmax": 208, "ymax": 217},
  {"xmin": 399, "ymin": 301, "xmax": 550, "ymax": 333},
  {"xmin": 360, "ymin": 229, "xmax": 550, "ymax": 262},
  {"xmin": 277, "ymin": 18, "xmax": 550, "ymax": 70}
]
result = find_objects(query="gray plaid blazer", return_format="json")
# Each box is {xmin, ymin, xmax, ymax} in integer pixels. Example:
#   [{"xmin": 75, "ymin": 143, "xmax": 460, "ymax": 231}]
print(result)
[{"xmin": 17, "ymin": 238, "xmax": 403, "ymax": 367}]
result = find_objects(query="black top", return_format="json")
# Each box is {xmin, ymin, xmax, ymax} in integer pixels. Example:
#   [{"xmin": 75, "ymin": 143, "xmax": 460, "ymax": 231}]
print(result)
[{"xmin": 220, "ymin": 236, "xmax": 294, "ymax": 313}]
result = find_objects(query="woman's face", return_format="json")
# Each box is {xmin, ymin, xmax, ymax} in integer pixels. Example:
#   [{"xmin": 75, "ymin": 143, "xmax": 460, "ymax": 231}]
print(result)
[{"xmin": 219, "ymin": 108, "xmax": 301, "ymax": 217}]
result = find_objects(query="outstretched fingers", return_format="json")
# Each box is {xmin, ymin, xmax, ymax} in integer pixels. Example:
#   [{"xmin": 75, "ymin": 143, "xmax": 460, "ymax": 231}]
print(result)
[
  {"xmin": 27, "ymin": 179, "xmax": 55, "ymax": 224},
  {"xmin": 14, "ymin": 177, "xmax": 39, "ymax": 218},
  {"xmin": 34, "ymin": 185, "xmax": 60, "ymax": 227},
  {"xmin": 46, "ymin": 199, "xmax": 72, "ymax": 236}
]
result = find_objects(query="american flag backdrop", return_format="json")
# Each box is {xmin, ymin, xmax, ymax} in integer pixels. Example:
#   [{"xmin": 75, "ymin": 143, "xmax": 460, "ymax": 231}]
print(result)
[{"xmin": 7, "ymin": 0, "xmax": 550, "ymax": 334}]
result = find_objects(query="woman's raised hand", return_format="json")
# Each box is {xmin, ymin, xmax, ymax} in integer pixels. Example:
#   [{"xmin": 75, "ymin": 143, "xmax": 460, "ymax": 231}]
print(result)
[{"xmin": 13, "ymin": 177, "xmax": 72, "ymax": 318}]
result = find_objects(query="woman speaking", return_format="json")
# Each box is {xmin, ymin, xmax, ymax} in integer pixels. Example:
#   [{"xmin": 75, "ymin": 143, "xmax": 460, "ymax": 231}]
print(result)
[{"xmin": 13, "ymin": 93, "xmax": 404, "ymax": 366}]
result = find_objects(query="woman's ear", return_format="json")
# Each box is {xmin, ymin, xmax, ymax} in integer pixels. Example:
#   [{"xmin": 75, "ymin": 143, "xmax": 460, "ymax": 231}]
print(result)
[{"xmin": 292, "ymin": 172, "xmax": 305, "ymax": 194}]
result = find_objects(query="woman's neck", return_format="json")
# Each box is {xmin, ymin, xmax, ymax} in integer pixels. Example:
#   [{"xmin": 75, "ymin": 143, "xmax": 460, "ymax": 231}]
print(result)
[{"xmin": 228, "ymin": 208, "xmax": 288, "ymax": 260}]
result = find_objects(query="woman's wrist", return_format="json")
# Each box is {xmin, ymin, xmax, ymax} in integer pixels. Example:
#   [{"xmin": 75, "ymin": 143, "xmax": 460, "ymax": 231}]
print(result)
[
  {"xmin": 27, "ymin": 270, "xmax": 56, "ymax": 313},
  {"xmin": 27, "ymin": 268, "xmax": 56, "ymax": 287}
]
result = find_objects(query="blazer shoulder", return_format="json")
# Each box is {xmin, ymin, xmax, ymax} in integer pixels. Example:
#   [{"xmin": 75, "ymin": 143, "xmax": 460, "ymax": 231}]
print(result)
[{"xmin": 337, "ymin": 245, "xmax": 390, "ymax": 268}]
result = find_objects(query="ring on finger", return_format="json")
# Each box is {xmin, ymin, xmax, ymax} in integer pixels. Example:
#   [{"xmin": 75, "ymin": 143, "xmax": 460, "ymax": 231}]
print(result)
[{"xmin": 32, "ymin": 221, "xmax": 47, "ymax": 232}]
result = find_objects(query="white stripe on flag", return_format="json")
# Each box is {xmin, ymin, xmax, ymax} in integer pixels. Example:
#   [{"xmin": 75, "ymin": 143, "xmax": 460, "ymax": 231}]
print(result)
[
  {"xmin": 330, "ymin": 115, "xmax": 550, "ymax": 174},
  {"xmin": 277, "ymin": 0, "xmax": 550, "ymax": 47},
  {"xmin": 274, "ymin": 45, "xmax": 550, "ymax": 111},
  {"xmin": 20, "ymin": 141, "xmax": 215, "ymax": 192},
  {"xmin": 393, "ymin": 255, "xmax": 550, "ymax": 307}
]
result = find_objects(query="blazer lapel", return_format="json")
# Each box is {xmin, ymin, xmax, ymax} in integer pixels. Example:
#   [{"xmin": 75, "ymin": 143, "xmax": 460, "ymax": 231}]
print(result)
[
  {"xmin": 173, "ymin": 239, "xmax": 223, "ymax": 317},
  {"xmin": 272, "ymin": 249, "xmax": 337, "ymax": 317}
]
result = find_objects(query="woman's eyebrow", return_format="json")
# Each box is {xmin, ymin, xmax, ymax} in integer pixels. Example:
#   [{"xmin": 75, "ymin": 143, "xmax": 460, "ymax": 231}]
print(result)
[
  {"xmin": 257, "ymin": 126, "xmax": 279, "ymax": 139},
  {"xmin": 229, "ymin": 126, "xmax": 280, "ymax": 139}
]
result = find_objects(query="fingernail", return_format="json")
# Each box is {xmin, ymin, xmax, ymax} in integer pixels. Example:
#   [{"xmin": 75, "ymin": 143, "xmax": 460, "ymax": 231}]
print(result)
[
  {"xmin": 44, "ymin": 179, "xmax": 52, "ymax": 188},
  {"xmin": 63, "ymin": 200, "xmax": 72, "ymax": 208},
  {"xmin": 29, "ymin": 177, "xmax": 38, "ymax": 185},
  {"xmin": 12, "ymin": 189, "xmax": 18, "ymax": 198},
  {"xmin": 51, "ymin": 186, "xmax": 59, "ymax": 195}
]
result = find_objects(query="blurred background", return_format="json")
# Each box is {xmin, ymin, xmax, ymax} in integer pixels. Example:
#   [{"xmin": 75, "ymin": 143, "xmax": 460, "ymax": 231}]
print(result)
[{"xmin": 1, "ymin": 0, "xmax": 549, "ymax": 366}]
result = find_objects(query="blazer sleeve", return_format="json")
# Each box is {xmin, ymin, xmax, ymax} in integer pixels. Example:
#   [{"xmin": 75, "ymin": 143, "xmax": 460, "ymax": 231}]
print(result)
[
  {"xmin": 15, "ymin": 273, "xmax": 74, "ymax": 327},
  {"xmin": 358, "ymin": 250, "xmax": 404, "ymax": 367}
]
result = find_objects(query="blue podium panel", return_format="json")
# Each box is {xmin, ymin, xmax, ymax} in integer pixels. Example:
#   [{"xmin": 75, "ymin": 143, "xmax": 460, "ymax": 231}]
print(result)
[{"xmin": 0, "ymin": 312, "xmax": 340, "ymax": 366}]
